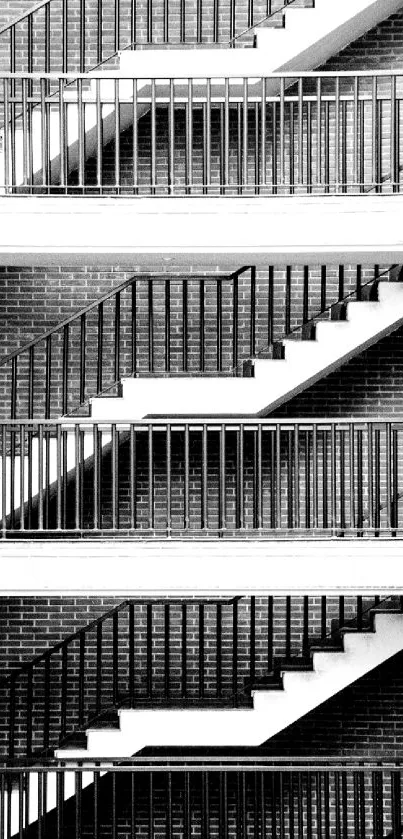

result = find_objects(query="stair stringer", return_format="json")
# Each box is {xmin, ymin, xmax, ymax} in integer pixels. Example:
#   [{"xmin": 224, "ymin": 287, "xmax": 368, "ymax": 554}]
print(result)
[{"xmin": 90, "ymin": 278, "xmax": 403, "ymax": 419}]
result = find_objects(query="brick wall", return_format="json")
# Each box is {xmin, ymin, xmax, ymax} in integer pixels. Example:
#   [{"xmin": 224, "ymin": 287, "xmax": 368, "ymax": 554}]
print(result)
[
  {"xmin": 0, "ymin": 595, "xmax": 383, "ymax": 756},
  {"xmin": 271, "ymin": 325, "xmax": 403, "ymax": 418},
  {"xmin": 263, "ymin": 649, "xmax": 403, "ymax": 757}
]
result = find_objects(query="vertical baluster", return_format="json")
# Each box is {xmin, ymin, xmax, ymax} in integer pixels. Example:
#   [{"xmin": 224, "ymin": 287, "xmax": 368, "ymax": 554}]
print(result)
[
  {"xmin": 276, "ymin": 424, "xmax": 281, "ymax": 528},
  {"xmin": 150, "ymin": 79, "xmax": 156, "ymax": 195},
  {"xmin": 243, "ymin": 78, "xmax": 248, "ymax": 190},
  {"xmin": 386, "ymin": 422, "xmax": 392, "ymax": 532},
  {"xmin": 303, "ymin": 266, "xmax": 309, "ymax": 324},
  {"xmin": 294, "ymin": 424, "xmax": 300, "ymax": 530},
  {"xmin": 202, "ymin": 424, "xmax": 208, "ymax": 530},
  {"xmin": 280, "ymin": 77, "xmax": 285, "ymax": 188},
  {"xmin": 133, "ymin": 80, "xmax": 138, "ymax": 193},
  {"xmin": 197, "ymin": 0, "xmax": 202, "ymax": 41},
  {"xmin": 77, "ymin": 78, "xmax": 84, "ymax": 189},
  {"xmin": 96, "ymin": 622, "xmax": 102, "ymax": 715},
  {"xmin": 232, "ymin": 599, "xmax": 238, "ymax": 704},
  {"xmin": 26, "ymin": 666, "xmax": 33, "ymax": 757},
  {"xmin": 372, "ymin": 76, "xmax": 378, "ymax": 191},
  {"xmin": 164, "ymin": 0, "xmax": 169, "ymax": 42},
  {"xmin": 114, "ymin": 0, "xmax": 120, "ymax": 51},
  {"xmin": 285, "ymin": 266, "xmax": 291, "ymax": 334},
  {"xmin": 224, "ymin": 79, "xmax": 230, "ymax": 192},
  {"xmin": 92, "ymin": 423, "xmax": 99, "ymax": 531},
  {"xmin": 334, "ymin": 76, "xmax": 340, "ymax": 191},
  {"xmin": 8, "ymin": 677, "xmax": 16, "ymax": 760},
  {"xmin": 250, "ymin": 266, "xmax": 256, "ymax": 356},
  {"xmin": 330, "ymin": 423, "xmax": 337, "ymax": 531},
  {"xmin": 78, "ymin": 633, "xmax": 85, "ymax": 728},
  {"xmin": 112, "ymin": 611, "xmax": 119, "ymax": 706},
  {"xmin": 147, "ymin": 603, "xmax": 153, "ymax": 698},
  {"xmin": 186, "ymin": 80, "xmax": 193, "ymax": 193},
  {"xmin": 261, "ymin": 78, "xmax": 267, "ymax": 190},
  {"xmin": 353, "ymin": 76, "xmax": 359, "ymax": 190},
  {"xmin": 164, "ymin": 604, "xmax": 170, "ymax": 698},
  {"xmin": 237, "ymin": 424, "xmax": 244, "ymax": 530},
  {"xmin": 180, "ymin": 0, "xmax": 185, "ymax": 42},
  {"xmin": 298, "ymin": 78, "xmax": 303, "ymax": 186},
  {"xmin": 321, "ymin": 266, "xmax": 327, "ymax": 312},
  {"xmin": 316, "ymin": 77, "xmax": 322, "ymax": 186},
  {"xmin": 19, "ymin": 424, "xmax": 25, "ymax": 532},
  {"xmin": 184, "ymin": 425, "xmax": 190, "ymax": 531},
  {"xmin": 45, "ymin": 335, "xmax": 51, "ymax": 419},
  {"xmin": 114, "ymin": 78, "xmax": 121, "ymax": 194},
  {"xmin": 349, "ymin": 423, "xmax": 355, "ymax": 530},
  {"xmin": 267, "ymin": 595, "xmax": 273, "ymax": 672},
  {"xmin": 114, "ymin": 293, "xmax": 120, "ymax": 383},
  {"xmin": 367, "ymin": 423, "xmax": 374, "ymax": 531},
  {"xmin": 130, "ymin": 425, "xmax": 137, "ymax": 531},
  {"xmin": 356, "ymin": 265, "xmax": 362, "ymax": 301},
  {"xmin": 216, "ymin": 603, "xmax": 222, "ymax": 698},
  {"xmin": 338, "ymin": 265, "xmax": 344, "ymax": 301},
  {"xmin": 3, "ymin": 80, "xmax": 10, "ymax": 193},
  {"xmin": 148, "ymin": 425, "xmax": 154, "ymax": 530},
  {"xmin": 321, "ymin": 596, "xmax": 327, "ymax": 641},
  {"xmin": 131, "ymin": 281, "xmax": 137, "ymax": 374},
  {"xmin": 199, "ymin": 604, "xmax": 205, "ymax": 698},
  {"xmin": 40, "ymin": 79, "xmax": 49, "ymax": 191},
  {"xmin": 182, "ymin": 279, "xmax": 188, "ymax": 373},
  {"xmin": 217, "ymin": 278, "xmax": 222, "ymax": 372},
  {"xmin": 303, "ymin": 596, "xmax": 309, "ymax": 658},
  {"xmin": 61, "ymin": 324, "xmax": 69, "ymax": 414},
  {"xmin": 181, "ymin": 603, "xmax": 187, "ymax": 698},
  {"xmin": 111, "ymin": 423, "xmax": 118, "ymax": 530},
  {"xmin": 206, "ymin": 80, "xmax": 211, "ymax": 191},
  {"xmin": 219, "ymin": 425, "xmax": 226, "ymax": 534},
  {"xmin": 268, "ymin": 266, "xmax": 274, "ymax": 345},
  {"xmin": 38, "ymin": 423, "xmax": 44, "ymax": 531},
  {"xmin": 148, "ymin": 280, "xmax": 154, "ymax": 373},
  {"xmin": 250, "ymin": 596, "xmax": 256, "ymax": 683},
  {"xmin": 80, "ymin": 314, "xmax": 86, "ymax": 404},
  {"xmin": 96, "ymin": 304, "xmax": 103, "ymax": 395},
  {"xmin": 98, "ymin": 0, "xmax": 103, "ymax": 64},
  {"xmin": 166, "ymin": 424, "xmax": 171, "ymax": 535},
  {"xmin": 285, "ymin": 596, "xmax": 291, "ymax": 661},
  {"xmin": 62, "ymin": 0, "xmax": 68, "ymax": 71},
  {"xmin": 256, "ymin": 425, "xmax": 263, "ymax": 529}
]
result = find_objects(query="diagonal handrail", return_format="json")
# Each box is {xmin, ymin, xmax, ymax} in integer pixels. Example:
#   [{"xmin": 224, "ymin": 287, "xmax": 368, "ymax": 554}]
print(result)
[{"xmin": 0, "ymin": 1, "xmax": 51, "ymax": 38}]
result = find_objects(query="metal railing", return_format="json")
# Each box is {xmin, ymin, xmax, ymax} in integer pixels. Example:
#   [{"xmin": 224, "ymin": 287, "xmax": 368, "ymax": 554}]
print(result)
[
  {"xmin": 1, "ymin": 760, "xmax": 403, "ymax": 839},
  {"xmin": 1, "ymin": 265, "xmax": 384, "ymax": 420},
  {"xmin": 1, "ymin": 418, "xmax": 403, "ymax": 537},
  {"xmin": 1, "ymin": 69, "xmax": 402, "ymax": 195},
  {"xmin": 0, "ymin": 0, "xmax": 308, "ymax": 75},
  {"xmin": 0, "ymin": 594, "xmax": 389, "ymax": 758}
]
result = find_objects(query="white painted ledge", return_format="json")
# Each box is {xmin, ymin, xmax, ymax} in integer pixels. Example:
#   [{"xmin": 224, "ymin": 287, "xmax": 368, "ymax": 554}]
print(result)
[
  {"xmin": 1, "ymin": 195, "xmax": 403, "ymax": 269},
  {"xmin": 0, "ymin": 539, "xmax": 402, "ymax": 594}
]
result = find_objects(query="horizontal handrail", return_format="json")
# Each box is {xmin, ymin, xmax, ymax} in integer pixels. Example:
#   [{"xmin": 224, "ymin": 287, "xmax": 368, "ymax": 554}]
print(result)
[
  {"xmin": 1, "ymin": 69, "xmax": 403, "ymax": 79},
  {"xmin": 1, "ymin": 758, "xmax": 403, "ymax": 771},
  {"xmin": 1, "ymin": 417, "xmax": 403, "ymax": 426}
]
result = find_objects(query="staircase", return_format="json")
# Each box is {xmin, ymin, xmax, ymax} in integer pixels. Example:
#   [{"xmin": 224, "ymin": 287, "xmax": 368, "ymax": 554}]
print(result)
[
  {"xmin": 2, "ymin": 598, "xmax": 403, "ymax": 832},
  {"xmin": 56, "ymin": 610, "xmax": 403, "ymax": 757},
  {"xmin": 90, "ymin": 274, "xmax": 403, "ymax": 418},
  {"xmin": 3, "ymin": 0, "xmax": 403, "ymax": 191}
]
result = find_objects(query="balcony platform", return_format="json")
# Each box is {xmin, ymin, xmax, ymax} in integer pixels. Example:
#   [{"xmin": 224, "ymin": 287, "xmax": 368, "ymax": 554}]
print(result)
[
  {"xmin": 1, "ymin": 195, "xmax": 403, "ymax": 270},
  {"xmin": 1, "ymin": 537, "xmax": 402, "ymax": 594}
]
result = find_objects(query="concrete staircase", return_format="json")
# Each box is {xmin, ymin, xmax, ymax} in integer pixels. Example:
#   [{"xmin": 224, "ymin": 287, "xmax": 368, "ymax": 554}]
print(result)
[
  {"xmin": 56, "ymin": 611, "xmax": 403, "ymax": 757},
  {"xmin": 90, "ymin": 277, "xmax": 403, "ymax": 419}
]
